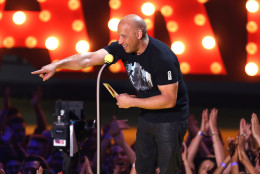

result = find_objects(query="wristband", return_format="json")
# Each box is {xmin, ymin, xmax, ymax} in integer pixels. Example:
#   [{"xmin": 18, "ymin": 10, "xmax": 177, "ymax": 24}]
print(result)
[
  {"xmin": 132, "ymin": 163, "xmax": 135, "ymax": 168},
  {"xmin": 221, "ymin": 162, "xmax": 227, "ymax": 168},
  {"xmin": 231, "ymin": 162, "xmax": 238, "ymax": 167},
  {"xmin": 104, "ymin": 134, "xmax": 112, "ymax": 140},
  {"xmin": 198, "ymin": 131, "xmax": 206, "ymax": 137}
]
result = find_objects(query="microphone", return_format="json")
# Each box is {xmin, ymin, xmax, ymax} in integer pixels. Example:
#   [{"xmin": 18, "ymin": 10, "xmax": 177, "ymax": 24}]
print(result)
[
  {"xmin": 96, "ymin": 53, "xmax": 114, "ymax": 174},
  {"xmin": 104, "ymin": 54, "xmax": 114, "ymax": 65}
]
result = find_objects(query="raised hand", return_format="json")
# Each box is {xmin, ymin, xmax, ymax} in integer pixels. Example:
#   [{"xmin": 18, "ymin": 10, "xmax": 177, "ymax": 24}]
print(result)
[
  {"xmin": 200, "ymin": 108, "xmax": 209, "ymax": 134},
  {"xmin": 209, "ymin": 108, "xmax": 218, "ymax": 132},
  {"xmin": 251, "ymin": 113, "xmax": 260, "ymax": 146},
  {"xmin": 240, "ymin": 118, "xmax": 251, "ymax": 141},
  {"xmin": 107, "ymin": 116, "xmax": 130, "ymax": 137},
  {"xmin": 31, "ymin": 63, "xmax": 57, "ymax": 81}
]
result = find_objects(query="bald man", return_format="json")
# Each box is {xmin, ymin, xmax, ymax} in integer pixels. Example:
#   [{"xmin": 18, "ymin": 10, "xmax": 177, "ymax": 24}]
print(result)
[{"xmin": 32, "ymin": 14, "xmax": 189, "ymax": 174}]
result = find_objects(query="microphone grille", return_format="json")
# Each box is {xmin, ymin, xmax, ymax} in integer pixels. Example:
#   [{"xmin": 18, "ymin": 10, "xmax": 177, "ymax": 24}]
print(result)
[{"xmin": 105, "ymin": 54, "xmax": 114, "ymax": 64}]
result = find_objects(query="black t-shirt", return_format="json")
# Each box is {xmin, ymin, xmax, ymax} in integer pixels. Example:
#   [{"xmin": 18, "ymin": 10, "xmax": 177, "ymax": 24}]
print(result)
[{"xmin": 104, "ymin": 36, "xmax": 189, "ymax": 123}]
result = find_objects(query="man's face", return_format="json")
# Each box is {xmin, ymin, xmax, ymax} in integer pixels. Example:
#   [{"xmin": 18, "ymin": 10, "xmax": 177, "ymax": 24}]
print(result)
[
  {"xmin": 27, "ymin": 140, "xmax": 46, "ymax": 157},
  {"xmin": 117, "ymin": 22, "xmax": 139, "ymax": 53},
  {"xmin": 111, "ymin": 145, "xmax": 130, "ymax": 173}
]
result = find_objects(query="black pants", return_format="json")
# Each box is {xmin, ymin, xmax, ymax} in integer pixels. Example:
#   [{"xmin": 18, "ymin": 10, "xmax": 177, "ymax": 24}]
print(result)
[{"xmin": 135, "ymin": 117, "xmax": 188, "ymax": 174}]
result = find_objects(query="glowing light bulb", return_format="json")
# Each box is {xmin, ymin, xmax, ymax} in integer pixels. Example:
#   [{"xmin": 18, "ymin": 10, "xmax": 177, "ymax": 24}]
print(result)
[
  {"xmin": 246, "ymin": 42, "xmax": 258, "ymax": 55},
  {"xmin": 161, "ymin": 5, "xmax": 173, "ymax": 17},
  {"xmin": 109, "ymin": 0, "xmax": 121, "ymax": 9},
  {"xmin": 202, "ymin": 36, "xmax": 215, "ymax": 49},
  {"xmin": 76, "ymin": 40, "xmax": 90, "ymax": 53},
  {"xmin": 25, "ymin": 36, "xmax": 37, "ymax": 48},
  {"xmin": 3, "ymin": 36, "xmax": 15, "ymax": 48},
  {"xmin": 72, "ymin": 20, "xmax": 84, "ymax": 32},
  {"xmin": 109, "ymin": 62, "xmax": 122, "ymax": 73},
  {"xmin": 194, "ymin": 14, "xmax": 206, "ymax": 26},
  {"xmin": 197, "ymin": 0, "xmax": 208, "ymax": 3},
  {"xmin": 180, "ymin": 62, "xmax": 190, "ymax": 74},
  {"xmin": 68, "ymin": 0, "xmax": 80, "ymax": 10},
  {"xmin": 171, "ymin": 41, "xmax": 185, "ymax": 55},
  {"xmin": 13, "ymin": 11, "xmax": 26, "ymax": 25},
  {"xmin": 246, "ymin": 21, "xmax": 258, "ymax": 33},
  {"xmin": 39, "ymin": 10, "xmax": 51, "ymax": 22},
  {"xmin": 108, "ymin": 18, "xmax": 120, "ymax": 32},
  {"xmin": 82, "ymin": 67, "xmax": 94, "ymax": 73},
  {"xmin": 45, "ymin": 37, "xmax": 59, "ymax": 50},
  {"xmin": 246, "ymin": 0, "xmax": 259, "ymax": 13},
  {"xmin": 144, "ymin": 18, "xmax": 153, "ymax": 30},
  {"xmin": 167, "ymin": 21, "xmax": 178, "ymax": 32},
  {"xmin": 210, "ymin": 62, "xmax": 222, "ymax": 74},
  {"xmin": 141, "ymin": 2, "xmax": 155, "ymax": 16},
  {"xmin": 245, "ymin": 62, "xmax": 258, "ymax": 76}
]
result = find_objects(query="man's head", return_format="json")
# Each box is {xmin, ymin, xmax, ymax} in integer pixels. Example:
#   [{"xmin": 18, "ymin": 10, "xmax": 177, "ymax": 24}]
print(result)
[
  {"xmin": 117, "ymin": 14, "xmax": 148, "ymax": 54},
  {"xmin": 27, "ymin": 134, "xmax": 49, "ymax": 158}
]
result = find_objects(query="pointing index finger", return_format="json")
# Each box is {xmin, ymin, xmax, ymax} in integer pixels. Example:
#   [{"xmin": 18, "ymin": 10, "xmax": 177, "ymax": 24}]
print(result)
[{"xmin": 31, "ymin": 69, "xmax": 45, "ymax": 74}]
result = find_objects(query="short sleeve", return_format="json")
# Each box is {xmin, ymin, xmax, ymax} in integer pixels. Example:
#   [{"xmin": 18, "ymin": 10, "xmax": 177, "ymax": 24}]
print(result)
[
  {"xmin": 152, "ymin": 52, "xmax": 179, "ymax": 85},
  {"xmin": 104, "ymin": 41, "xmax": 125, "ymax": 64}
]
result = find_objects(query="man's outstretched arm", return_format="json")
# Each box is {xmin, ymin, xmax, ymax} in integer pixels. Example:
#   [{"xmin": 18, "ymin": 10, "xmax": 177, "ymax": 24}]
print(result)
[{"xmin": 31, "ymin": 48, "xmax": 109, "ymax": 81}]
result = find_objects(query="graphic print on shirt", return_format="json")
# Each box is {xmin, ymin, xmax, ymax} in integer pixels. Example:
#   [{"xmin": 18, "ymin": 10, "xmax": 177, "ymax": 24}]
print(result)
[{"xmin": 125, "ymin": 62, "xmax": 153, "ymax": 91}]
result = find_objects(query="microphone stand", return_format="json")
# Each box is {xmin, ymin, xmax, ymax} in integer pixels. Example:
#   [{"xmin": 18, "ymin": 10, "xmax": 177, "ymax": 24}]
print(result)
[{"xmin": 96, "ymin": 63, "xmax": 108, "ymax": 174}]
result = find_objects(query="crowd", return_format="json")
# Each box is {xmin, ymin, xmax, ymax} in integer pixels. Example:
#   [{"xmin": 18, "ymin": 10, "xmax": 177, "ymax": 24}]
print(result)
[{"xmin": 0, "ymin": 87, "xmax": 260, "ymax": 174}]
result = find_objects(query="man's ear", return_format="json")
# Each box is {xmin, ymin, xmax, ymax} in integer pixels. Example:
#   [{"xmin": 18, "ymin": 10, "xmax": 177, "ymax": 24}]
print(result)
[{"xmin": 136, "ymin": 30, "xmax": 143, "ymax": 39}]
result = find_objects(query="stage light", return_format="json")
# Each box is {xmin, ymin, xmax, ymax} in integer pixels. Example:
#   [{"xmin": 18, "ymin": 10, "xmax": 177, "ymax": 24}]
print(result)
[
  {"xmin": 25, "ymin": 36, "xmax": 37, "ymax": 48},
  {"xmin": 161, "ymin": 5, "xmax": 173, "ymax": 17},
  {"xmin": 197, "ymin": 0, "xmax": 209, "ymax": 4},
  {"xmin": 167, "ymin": 21, "xmax": 178, "ymax": 32},
  {"xmin": 246, "ymin": 21, "xmax": 258, "ymax": 33},
  {"xmin": 37, "ymin": 0, "xmax": 46, "ymax": 2},
  {"xmin": 144, "ymin": 18, "xmax": 153, "ymax": 30},
  {"xmin": 45, "ymin": 37, "xmax": 59, "ymax": 50},
  {"xmin": 0, "ymin": 11, "xmax": 2, "ymax": 20},
  {"xmin": 3, "ymin": 36, "xmax": 15, "ymax": 48},
  {"xmin": 246, "ymin": 0, "xmax": 259, "ymax": 13},
  {"xmin": 194, "ymin": 14, "xmax": 206, "ymax": 26},
  {"xmin": 245, "ymin": 62, "xmax": 258, "ymax": 76},
  {"xmin": 82, "ymin": 67, "xmax": 94, "ymax": 73},
  {"xmin": 141, "ymin": 2, "xmax": 155, "ymax": 16},
  {"xmin": 39, "ymin": 10, "xmax": 51, "ymax": 22},
  {"xmin": 109, "ymin": 0, "xmax": 121, "ymax": 10},
  {"xmin": 68, "ymin": 0, "xmax": 81, "ymax": 11},
  {"xmin": 72, "ymin": 20, "xmax": 84, "ymax": 32},
  {"xmin": 171, "ymin": 41, "xmax": 185, "ymax": 55},
  {"xmin": 76, "ymin": 40, "xmax": 90, "ymax": 53},
  {"xmin": 109, "ymin": 62, "xmax": 121, "ymax": 73},
  {"xmin": 246, "ymin": 42, "xmax": 258, "ymax": 55},
  {"xmin": 108, "ymin": 18, "xmax": 120, "ymax": 32},
  {"xmin": 202, "ymin": 36, "xmax": 215, "ymax": 49},
  {"xmin": 0, "ymin": 0, "xmax": 5, "ymax": 4},
  {"xmin": 210, "ymin": 62, "xmax": 222, "ymax": 74},
  {"xmin": 13, "ymin": 11, "xmax": 26, "ymax": 25},
  {"xmin": 180, "ymin": 62, "xmax": 190, "ymax": 74}
]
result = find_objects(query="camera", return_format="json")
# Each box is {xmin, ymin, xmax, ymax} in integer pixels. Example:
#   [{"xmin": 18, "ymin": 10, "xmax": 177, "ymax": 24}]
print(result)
[{"xmin": 52, "ymin": 100, "xmax": 95, "ymax": 157}]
